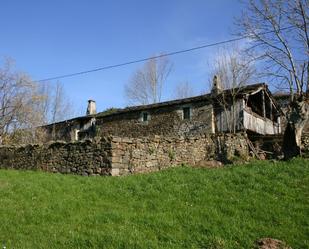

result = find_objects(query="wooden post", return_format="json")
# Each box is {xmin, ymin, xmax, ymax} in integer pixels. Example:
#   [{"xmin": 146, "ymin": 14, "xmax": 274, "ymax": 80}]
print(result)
[
  {"xmin": 262, "ymin": 91, "xmax": 266, "ymax": 118},
  {"xmin": 270, "ymin": 100, "xmax": 273, "ymax": 121}
]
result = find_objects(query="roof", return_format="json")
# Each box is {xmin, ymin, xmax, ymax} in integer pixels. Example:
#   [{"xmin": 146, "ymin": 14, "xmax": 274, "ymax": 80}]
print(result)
[
  {"xmin": 43, "ymin": 83, "xmax": 276, "ymax": 126},
  {"xmin": 97, "ymin": 93, "xmax": 212, "ymax": 117},
  {"xmin": 41, "ymin": 114, "xmax": 95, "ymax": 128},
  {"xmin": 96, "ymin": 83, "xmax": 268, "ymax": 118}
]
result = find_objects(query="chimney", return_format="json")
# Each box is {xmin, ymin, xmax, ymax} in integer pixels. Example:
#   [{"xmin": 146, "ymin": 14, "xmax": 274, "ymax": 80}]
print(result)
[
  {"xmin": 211, "ymin": 75, "xmax": 223, "ymax": 95},
  {"xmin": 86, "ymin": 100, "xmax": 96, "ymax": 115}
]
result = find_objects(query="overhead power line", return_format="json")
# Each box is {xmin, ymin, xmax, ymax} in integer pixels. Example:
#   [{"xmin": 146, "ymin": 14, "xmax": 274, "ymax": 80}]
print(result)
[{"xmin": 36, "ymin": 26, "xmax": 295, "ymax": 83}]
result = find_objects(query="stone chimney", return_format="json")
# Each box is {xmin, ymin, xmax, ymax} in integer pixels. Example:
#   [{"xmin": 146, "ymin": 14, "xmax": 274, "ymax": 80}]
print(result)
[
  {"xmin": 86, "ymin": 100, "xmax": 96, "ymax": 115},
  {"xmin": 211, "ymin": 75, "xmax": 223, "ymax": 95}
]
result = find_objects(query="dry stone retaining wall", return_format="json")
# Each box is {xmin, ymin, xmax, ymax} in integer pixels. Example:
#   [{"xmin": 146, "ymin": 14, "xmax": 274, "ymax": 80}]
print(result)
[
  {"xmin": 110, "ymin": 133, "xmax": 248, "ymax": 175},
  {"xmin": 0, "ymin": 133, "xmax": 249, "ymax": 176},
  {"xmin": 0, "ymin": 137, "xmax": 113, "ymax": 176}
]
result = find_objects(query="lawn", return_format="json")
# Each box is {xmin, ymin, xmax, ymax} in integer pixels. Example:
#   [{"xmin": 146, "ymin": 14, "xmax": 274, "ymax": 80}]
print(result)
[{"xmin": 0, "ymin": 159, "xmax": 308, "ymax": 249}]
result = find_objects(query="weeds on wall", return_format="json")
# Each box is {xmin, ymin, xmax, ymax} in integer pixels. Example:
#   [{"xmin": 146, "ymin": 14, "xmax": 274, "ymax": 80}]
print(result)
[{"xmin": 168, "ymin": 149, "xmax": 175, "ymax": 161}]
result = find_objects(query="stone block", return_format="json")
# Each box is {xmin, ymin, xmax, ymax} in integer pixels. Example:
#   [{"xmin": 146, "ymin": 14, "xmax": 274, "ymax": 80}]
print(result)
[
  {"xmin": 111, "ymin": 137, "xmax": 122, "ymax": 143},
  {"xmin": 111, "ymin": 156, "xmax": 122, "ymax": 163},
  {"xmin": 121, "ymin": 138, "xmax": 133, "ymax": 143},
  {"xmin": 111, "ymin": 168, "xmax": 120, "ymax": 176},
  {"xmin": 145, "ymin": 161, "xmax": 156, "ymax": 168}
]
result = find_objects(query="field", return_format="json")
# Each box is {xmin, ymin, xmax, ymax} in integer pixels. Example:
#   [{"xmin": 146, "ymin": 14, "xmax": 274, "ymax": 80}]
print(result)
[{"xmin": 0, "ymin": 159, "xmax": 308, "ymax": 249}]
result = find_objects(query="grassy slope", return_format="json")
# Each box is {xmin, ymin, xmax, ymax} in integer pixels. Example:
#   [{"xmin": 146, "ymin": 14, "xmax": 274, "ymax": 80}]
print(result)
[{"xmin": 0, "ymin": 159, "xmax": 308, "ymax": 249}]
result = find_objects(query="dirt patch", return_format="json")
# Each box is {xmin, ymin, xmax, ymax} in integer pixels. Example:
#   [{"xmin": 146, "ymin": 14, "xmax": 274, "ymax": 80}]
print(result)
[
  {"xmin": 0, "ymin": 180, "xmax": 9, "ymax": 189},
  {"xmin": 194, "ymin": 160, "xmax": 224, "ymax": 168},
  {"xmin": 255, "ymin": 238, "xmax": 292, "ymax": 249}
]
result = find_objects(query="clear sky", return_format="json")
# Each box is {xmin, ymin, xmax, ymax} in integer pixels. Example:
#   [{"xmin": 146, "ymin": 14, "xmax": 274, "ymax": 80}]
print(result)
[{"xmin": 0, "ymin": 0, "xmax": 243, "ymax": 114}]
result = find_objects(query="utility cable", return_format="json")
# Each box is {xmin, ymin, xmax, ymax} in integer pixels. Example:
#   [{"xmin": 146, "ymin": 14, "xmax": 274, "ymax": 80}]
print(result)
[{"xmin": 35, "ymin": 26, "xmax": 295, "ymax": 82}]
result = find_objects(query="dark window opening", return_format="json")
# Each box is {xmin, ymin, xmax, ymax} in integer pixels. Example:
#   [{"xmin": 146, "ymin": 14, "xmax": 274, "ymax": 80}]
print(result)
[
  {"xmin": 247, "ymin": 92, "xmax": 263, "ymax": 117},
  {"xmin": 183, "ymin": 107, "xmax": 191, "ymax": 120},
  {"xmin": 247, "ymin": 91, "xmax": 278, "ymax": 122},
  {"xmin": 78, "ymin": 131, "xmax": 89, "ymax": 141},
  {"xmin": 265, "ymin": 97, "xmax": 271, "ymax": 119},
  {"xmin": 142, "ymin": 112, "xmax": 149, "ymax": 122}
]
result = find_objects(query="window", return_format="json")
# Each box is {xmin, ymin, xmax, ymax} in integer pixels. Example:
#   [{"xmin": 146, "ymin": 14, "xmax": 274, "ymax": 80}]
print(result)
[
  {"xmin": 141, "ymin": 112, "xmax": 150, "ymax": 122},
  {"xmin": 183, "ymin": 107, "xmax": 191, "ymax": 120}
]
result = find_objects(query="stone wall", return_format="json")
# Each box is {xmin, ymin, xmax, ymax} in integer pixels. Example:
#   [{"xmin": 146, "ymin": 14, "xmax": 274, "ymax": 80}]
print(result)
[
  {"xmin": 0, "ymin": 137, "xmax": 113, "ymax": 176},
  {"xmin": 302, "ymin": 133, "xmax": 309, "ymax": 155},
  {"xmin": 0, "ymin": 133, "xmax": 249, "ymax": 176},
  {"xmin": 96, "ymin": 101, "xmax": 214, "ymax": 137},
  {"xmin": 41, "ymin": 100, "xmax": 214, "ymax": 143},
  {"xmin": 110, "ymin": 133, "xmax": 249, "ymax": 175}
]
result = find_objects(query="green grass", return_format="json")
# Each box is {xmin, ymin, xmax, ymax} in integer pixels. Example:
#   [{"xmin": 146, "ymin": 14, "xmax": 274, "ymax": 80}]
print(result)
[{"xmin": 0, "ymin": 159, "xmax": 308, "ymax": 249}]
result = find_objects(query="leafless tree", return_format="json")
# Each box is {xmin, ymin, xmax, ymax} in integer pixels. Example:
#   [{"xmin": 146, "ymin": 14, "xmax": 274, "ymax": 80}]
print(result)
[
  {"xmin": 209, "ymin": 45, "xmax": 256, "ymax": 133},
  {"xmin": 48, "ymin": 81, "xmax": 74, "ymax": 140},
  {"xmin": 50, "ymin": 81, "xmax": 73, "ymax": 123},
  {"xmin": 124, "ymin": 56, "xmax": 172, "ymax": 105},
  {"xmin": 36, "ymin": 82, "xmax": 52, "ymax": 124},
  {"xmin": 0, "ymin": 58, "xmax": 75, "ymax": 144},
  {"xmin": 0, "ymin": 59, "xmax": 36, "ymax": 141},
  {"xmin": 174, "ymin": 81, "xmax": 195, "ymax": 99},
  {"xmin": 236, "ymin": 0, "xmax": 309, "ymax": 158},
  {"xmin": 210, "ymin": 45, "xmax": 256, "ymax": 90},
  {"xmin": 36, "ymin": 81, "xmax": 74, "ymax": 124}
]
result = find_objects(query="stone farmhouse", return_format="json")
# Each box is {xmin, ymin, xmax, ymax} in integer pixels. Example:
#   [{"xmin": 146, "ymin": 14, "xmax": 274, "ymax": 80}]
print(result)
[
  {"xmin": 43, "ymin": 77, "xmax": 282, "ymax": 142},
  {"xmin": 3, "ymin": 77, "xmax": 304, "ymax": 176}
]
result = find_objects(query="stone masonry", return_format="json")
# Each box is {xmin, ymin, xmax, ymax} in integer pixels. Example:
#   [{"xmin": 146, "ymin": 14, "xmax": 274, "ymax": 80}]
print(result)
[
  {"xmin": 0, "ymin": 133, "xmax": 249, "ymax": 176},
  {"xmin": 0, "ymin": 137, "xmax": 113, "ymax": 176},
  {"xmin": 96, "ymin": 101, "xmax": 214, "ymax": 138},
  {"xmin": 110, "ymin": 133, "xmax": 249, "ymax": 175}
]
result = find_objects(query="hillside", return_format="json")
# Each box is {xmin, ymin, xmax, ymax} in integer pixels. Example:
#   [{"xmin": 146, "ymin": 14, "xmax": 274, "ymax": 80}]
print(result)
[{"xmin": 0, "ymin": 159, "xmax": 308, "ymax": 249}]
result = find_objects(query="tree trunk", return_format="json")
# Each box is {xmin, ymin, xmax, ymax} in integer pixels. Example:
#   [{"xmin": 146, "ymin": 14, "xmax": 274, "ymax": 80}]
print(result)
[{"xmin": 282, "ymin": 98, "xmax": 309, "ymax": 159}]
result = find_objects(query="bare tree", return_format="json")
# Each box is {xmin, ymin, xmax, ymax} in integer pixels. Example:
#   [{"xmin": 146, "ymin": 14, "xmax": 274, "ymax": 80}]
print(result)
[
  {"xmin": 48, "ymin": 81, "xmax": 74, "ymax": 140},
  {"xmin": 36, "ymin": 81, "xmax": 74, "ymax": 124},
  {"xmin": 236, "ymin": 0, "xmax": 309, "ymax": 158},
  {"xmin": 36, "ymin": 81, "xmax": 52, "ymax": 124},
  {"xmin": 210, "ymin": 45, "xmax": 256, "ymax": 90},
  {"xmin": 174, "ymin": 81, "xmax": 195, "ymax": 99},
  {"xmin": 0, "ymin": 59, "xmax": 54, "ymax": 144},
  {"xmin": 209, "ymin": 45, "xmax": 256, "ymax": 133},
  {"xmin": 124, "ymin": 56, "xmax": 172, "ymax": 105},
  {"xmin": 50, "ymin": 82, "xmax": 73, "ymax": 123},
  {"xmin": 0, "ymin": 59, "xmax": 36, "ymax": 141},
  {"xmin": 0, "ymin": 58, "xmax": 75, "ymax": 144}
]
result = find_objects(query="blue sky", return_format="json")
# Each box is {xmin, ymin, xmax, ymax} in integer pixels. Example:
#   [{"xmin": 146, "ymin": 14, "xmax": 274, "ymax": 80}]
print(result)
[{"xmin": 0, "ymin": 0, "xmax": 243, "ymax": 114}]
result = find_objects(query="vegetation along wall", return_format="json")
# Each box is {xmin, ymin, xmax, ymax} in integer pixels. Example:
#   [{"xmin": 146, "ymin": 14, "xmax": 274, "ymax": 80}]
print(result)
[{"xmin": 0, "ymin": 134, "xmax": 249, "ymax": 176}]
